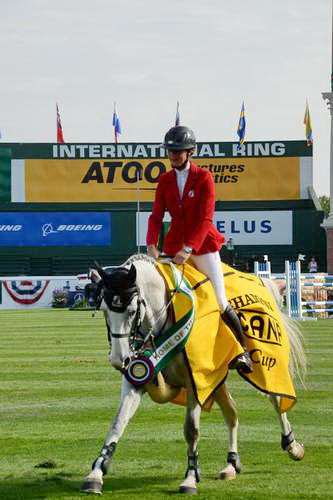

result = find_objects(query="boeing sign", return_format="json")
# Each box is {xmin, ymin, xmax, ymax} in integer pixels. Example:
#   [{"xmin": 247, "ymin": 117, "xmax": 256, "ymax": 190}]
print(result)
[{"xmin": 0, "ymin": 213, "xmax": 111, "ymax": 246}]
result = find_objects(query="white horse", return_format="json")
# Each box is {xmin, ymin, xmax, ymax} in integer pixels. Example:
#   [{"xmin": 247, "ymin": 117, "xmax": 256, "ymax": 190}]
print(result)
[{"xmin": 81, "ymin": 254, "xmax": 306, "ymax": 496}]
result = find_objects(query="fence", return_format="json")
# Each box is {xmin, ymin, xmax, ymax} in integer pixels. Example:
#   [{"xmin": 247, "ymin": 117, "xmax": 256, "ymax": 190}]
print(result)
[
  {"xmin": 254, "ymin": 260, "xmax": 333, "ymax": 320},
  {"xmin": 0, "ymin": 275, "xmax": 87, "ymax": 310}
]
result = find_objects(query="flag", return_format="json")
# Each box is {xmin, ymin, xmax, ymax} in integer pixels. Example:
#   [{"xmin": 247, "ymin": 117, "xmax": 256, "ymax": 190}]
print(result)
[
  {"xmin": 56, "ymin": 103, "xmax": 65, "ymax": 143},
  {"xmin": 113, "ymin": 102, "xmax": 122, "ymax": 143},
  {"xmin": 175, "ymin": 101, "xmax": 180, "ymax": 126},
  {"xmin": 304, "ymin": 101, "xmax": 313, "ymax": 146},
  {"xmin": 237, "ymin": 101, "xmax": 246, "ymax": 149}
]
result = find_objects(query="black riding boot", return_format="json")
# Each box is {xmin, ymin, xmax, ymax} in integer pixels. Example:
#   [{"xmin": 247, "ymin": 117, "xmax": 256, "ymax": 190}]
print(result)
[{"xmin": 221, "ymin": 305, "xmax": 253, "ymax": 373}]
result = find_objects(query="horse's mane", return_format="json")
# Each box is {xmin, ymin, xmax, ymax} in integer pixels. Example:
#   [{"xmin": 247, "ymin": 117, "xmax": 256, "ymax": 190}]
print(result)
[{"xmin": 121, "ymin": 253, "xmax": 157, "ymax": 268}]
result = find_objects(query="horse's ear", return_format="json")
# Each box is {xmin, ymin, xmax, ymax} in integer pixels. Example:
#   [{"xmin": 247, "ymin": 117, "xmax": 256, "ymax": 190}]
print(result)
[
  {"xmin": 128, "ymin": 264, "xmax": 137, "ymax": 283},
  {"xmin": 93, "ymin": 261, "xmax": 107, "ymax": 281}
]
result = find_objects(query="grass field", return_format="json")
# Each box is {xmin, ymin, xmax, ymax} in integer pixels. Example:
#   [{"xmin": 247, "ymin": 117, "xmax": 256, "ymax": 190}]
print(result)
[{"xmin": 1, "ymin": 309, "xmax": 333, "ymax": 500}]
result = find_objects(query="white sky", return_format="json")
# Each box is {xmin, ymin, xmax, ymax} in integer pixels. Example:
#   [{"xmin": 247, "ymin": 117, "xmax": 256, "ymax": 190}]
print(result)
[{"xmin": 0, "ymin": 0, "xmax": 332, "ymax": 196}]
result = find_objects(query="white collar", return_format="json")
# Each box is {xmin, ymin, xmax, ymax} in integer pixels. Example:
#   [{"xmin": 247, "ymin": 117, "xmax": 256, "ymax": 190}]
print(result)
[{"xmin": 175, "ymin": 161, "xmax": 191, "ymax": 175}]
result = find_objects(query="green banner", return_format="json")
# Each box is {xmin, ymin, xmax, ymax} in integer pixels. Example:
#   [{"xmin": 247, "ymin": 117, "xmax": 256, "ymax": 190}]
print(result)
[
  {"xmin": 0, "ymin": 140, "xmax": 312, "ymax": 159},
  {"xmin": 0, "ymin": 147, "xmax": 12, "ymax": 203}
]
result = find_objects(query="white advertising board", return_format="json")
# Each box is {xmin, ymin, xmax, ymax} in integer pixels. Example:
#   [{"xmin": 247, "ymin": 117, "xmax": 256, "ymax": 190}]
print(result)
[{"xmin": 137, "ymin": 211, "xmax": 293, "ymax": 247}]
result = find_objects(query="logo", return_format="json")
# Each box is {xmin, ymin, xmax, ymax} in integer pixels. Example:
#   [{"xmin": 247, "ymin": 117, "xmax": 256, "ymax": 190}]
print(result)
[
  {"xmin": 188, "ymin": 190, "xmax": 195, "ymax": 198},
  {"xmin": 0, "ymin": 225, "xmax": 22, "ymax": 232},
  {"xmin": 42, "ymin": 223, "xmax": 58, "ymax": 237},
  {"xmin": 42, "ymin": 223, "xmax": 103, "ymax": 237}
]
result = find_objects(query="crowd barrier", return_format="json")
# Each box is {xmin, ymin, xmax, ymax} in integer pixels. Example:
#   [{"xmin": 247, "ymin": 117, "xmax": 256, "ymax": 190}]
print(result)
[
  {"xmin": 1, "ymin": 263, "xmax": 332, "ymax": 319},
  {"xmin": 0, "ymin": 275, "xmax": 89, "ymax": 310}
]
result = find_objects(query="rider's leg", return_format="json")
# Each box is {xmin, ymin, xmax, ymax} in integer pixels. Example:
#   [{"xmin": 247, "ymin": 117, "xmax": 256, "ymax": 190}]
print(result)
[{"xmin": 190, "ymin": 252, "xmax": 252, "ymax": 373}]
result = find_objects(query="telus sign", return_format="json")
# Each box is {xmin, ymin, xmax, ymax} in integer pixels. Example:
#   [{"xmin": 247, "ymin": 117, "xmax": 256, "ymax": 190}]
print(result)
[
  {"xmin": 136, "ymin": 210, "xmax": 292, "ymax": 246},
  {"xmin": 213, "ymin": 211, "xmax": 292, "ymax": 245}
]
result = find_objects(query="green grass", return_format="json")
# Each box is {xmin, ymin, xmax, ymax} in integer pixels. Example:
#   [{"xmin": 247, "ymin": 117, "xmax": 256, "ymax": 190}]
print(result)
[{"xmin": 1, "ymin": 310, "xmax": 333, "ymax": 499}]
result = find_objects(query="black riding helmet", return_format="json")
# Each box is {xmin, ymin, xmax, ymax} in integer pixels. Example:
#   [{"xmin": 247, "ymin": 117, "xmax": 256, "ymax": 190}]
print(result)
[{"xmin": 162, "ymin": 126, "xmax": 196, "ymax": 150}]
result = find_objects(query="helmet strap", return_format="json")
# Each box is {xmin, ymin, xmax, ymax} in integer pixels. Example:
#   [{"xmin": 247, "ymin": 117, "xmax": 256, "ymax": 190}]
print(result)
[{"xmin": 170, "ymin": 148, "xmax": 194, "ymax": 171}]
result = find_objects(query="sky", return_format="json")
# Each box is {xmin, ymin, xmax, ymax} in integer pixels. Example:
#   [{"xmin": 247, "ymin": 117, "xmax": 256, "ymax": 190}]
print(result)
[{"xmin": 0, "ymin": 0, "xmax": 332, "ymax": 196}]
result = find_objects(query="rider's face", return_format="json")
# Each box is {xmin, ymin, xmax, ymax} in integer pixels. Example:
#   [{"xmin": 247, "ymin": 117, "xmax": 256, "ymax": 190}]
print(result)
[{"xmin": 168, "ymin": 149, "xmax": 189, "ymax": 170}]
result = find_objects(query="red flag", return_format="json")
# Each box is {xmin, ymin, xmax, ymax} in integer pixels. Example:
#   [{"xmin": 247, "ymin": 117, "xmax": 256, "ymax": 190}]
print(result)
[{"xmin": 56, "ymin": 103, "xmax": 65, "ymax": 143}]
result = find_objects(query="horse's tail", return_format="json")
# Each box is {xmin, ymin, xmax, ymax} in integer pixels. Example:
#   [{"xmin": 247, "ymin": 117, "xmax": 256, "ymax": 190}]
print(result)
[
  {"xmin": 280, "ymin": 311, "xmax": 307, "ymax": 386},
  {"xmin": 262, "ymin": 278, "xmax": 307, "ymax": 386}
]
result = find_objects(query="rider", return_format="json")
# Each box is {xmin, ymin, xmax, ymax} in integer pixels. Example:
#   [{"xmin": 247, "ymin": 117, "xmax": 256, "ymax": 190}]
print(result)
[{"xmin": 146, "ymin": 125, "xmax": 252, "ymax": 373}]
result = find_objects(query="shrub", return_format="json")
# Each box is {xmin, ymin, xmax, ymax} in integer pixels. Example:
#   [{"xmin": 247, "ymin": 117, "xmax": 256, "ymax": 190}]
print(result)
[{"xmin": 52, "ymin": 288, "xmax": 69, "ymax": 308}]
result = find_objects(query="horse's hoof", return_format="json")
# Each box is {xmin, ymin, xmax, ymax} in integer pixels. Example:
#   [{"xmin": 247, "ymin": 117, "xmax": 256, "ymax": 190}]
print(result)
[
  {"xmin": 218, "ymin": 464, "xmax": 237, "ymax": 480},
  {"xmin": 80, "ymin": 479, "xmax": 103, "ymax": 495},
  {"xmin": 179, "ymin": 475, "xmax": 198, "ymax": 494},
  {"xmin": 287, "ymin": 442, "xmax": 305, "ymax": 461},
  {"xmin": 179, "ymin": 486, "xmax": 198, "ymax": 494}
]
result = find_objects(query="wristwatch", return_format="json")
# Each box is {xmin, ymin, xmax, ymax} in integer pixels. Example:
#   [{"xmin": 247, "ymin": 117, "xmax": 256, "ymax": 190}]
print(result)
[{"xmin": 183, "ymin": 246, "xmax": 192, "ymax": 254}]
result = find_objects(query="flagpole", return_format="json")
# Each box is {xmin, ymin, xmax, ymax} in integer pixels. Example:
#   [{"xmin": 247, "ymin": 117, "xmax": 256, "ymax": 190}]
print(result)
[
  {"xmin": 136, "ymin": 166, "xmax": 141, "ymax": 253},
  {"xmin": 321, "ymin": 0, "xmax": 333, "ymax": 273}
]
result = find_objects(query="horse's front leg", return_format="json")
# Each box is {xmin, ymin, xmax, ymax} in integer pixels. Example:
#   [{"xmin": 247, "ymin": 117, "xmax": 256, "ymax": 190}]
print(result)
[
  {"xmin": 214, "ymin": 383, "xmax": 242, "ymax": 480},
  {"xmin": 179, "ymin": 390, "xmax": 202, "ymax": 495},
  {"xmin": 81, "ymin": 377, "xmax": 143, "ymax": 495},
  {"xmin": 269, "ymin": 395, "xmax": 305, "ymax": 461}
]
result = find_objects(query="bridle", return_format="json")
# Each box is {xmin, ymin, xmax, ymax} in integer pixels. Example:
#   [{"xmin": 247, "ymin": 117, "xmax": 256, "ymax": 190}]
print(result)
[
  {"xmin": 93, "ymin": 260, "xmax": 188, "ymax": 364},
  {"xmin": 94, "ymin": 265, "xmax": 168, "ymax": 355}
]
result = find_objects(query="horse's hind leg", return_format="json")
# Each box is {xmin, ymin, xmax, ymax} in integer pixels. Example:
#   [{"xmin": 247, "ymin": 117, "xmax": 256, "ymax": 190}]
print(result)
[
  {"xmin": 214, "ymin": 383, "xmax": 241, "ymax": 480},
  {"xmin": 179, "ymin": 390, "xmax": 202, "ymax": 494},
  {"xmin": 269, "ymin": 395, "xmax": 305, "ymax": 461},
  {"xmin": 81, "ymin": 378, "xmax": 143, "ymax": 495}
]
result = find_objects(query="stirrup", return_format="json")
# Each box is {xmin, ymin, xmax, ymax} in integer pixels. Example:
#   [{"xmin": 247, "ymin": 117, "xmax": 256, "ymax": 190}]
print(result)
[{"xmin": 229, "ymin": 352, "xmax": 253, "ymax": 373}]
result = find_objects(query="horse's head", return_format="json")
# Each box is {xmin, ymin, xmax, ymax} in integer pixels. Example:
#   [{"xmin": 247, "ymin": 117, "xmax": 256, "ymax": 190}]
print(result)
[{"xmin": 94, "ymin": 263, "xmax": 147, "ymax": 371}]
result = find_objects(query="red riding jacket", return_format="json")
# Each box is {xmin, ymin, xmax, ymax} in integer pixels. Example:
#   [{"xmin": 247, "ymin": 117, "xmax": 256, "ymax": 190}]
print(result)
[{"xmin": 146, "ymin": 161, "xmax": 225, "ymax": 255}]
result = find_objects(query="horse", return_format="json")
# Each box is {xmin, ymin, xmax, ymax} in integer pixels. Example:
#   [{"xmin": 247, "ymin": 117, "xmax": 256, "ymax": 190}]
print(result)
[{"xmin": 80, "ymin": 254, "xmax": 306, "ymax": 495}]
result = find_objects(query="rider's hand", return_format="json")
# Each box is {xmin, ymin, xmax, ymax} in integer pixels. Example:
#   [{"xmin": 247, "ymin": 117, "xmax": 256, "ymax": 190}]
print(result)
[
  {"xmin": 173, "ymin": 249, "xmax": 192, "ymax": 265},
  {"xmin": 147, "ymin": 244, "xmax": 160, "ymax": 259}
]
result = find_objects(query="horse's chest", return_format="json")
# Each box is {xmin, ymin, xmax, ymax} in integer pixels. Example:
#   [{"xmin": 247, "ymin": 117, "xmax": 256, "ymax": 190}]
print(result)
[{"xmin": 163, "ymin": 353, "xmax": 189, "ymax": 388}]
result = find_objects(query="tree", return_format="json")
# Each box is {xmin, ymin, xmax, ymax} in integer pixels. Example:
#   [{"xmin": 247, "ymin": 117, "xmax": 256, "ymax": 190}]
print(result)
[{"xmin": 319, "ymin": 195, "xmax": 330, "ymax": 218}]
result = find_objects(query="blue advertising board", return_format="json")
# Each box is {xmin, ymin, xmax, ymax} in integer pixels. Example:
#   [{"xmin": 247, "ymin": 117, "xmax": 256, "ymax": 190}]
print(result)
[{"xmin": 0, "ymin": 212, "xmax": 111, "ymax": 246}]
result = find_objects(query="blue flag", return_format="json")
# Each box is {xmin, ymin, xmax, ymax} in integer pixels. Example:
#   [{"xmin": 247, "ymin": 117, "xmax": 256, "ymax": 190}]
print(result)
[
  {"xmin": 113, "ymin": 102, "xmax": 122, "ymax": 143},
  {"xmin": 237, "ymin": 102, "xmax": 246, "ymax": 149}
]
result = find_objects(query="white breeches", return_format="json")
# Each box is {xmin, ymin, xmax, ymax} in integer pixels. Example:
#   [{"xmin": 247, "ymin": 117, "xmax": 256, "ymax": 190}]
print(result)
[{"xmin": 190, "ymin": 251, "xmax": 229, "ymax": 312}]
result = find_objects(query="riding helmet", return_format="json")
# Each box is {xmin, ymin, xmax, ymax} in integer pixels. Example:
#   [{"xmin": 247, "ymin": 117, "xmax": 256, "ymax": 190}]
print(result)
[{"xmin": 162, "ymin": 126, "xmax": 196, "ymax": 150}]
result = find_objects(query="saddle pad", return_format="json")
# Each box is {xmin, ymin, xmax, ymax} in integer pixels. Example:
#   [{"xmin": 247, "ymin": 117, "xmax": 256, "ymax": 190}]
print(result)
[{"xmin": 157, "ymin": 261, "xmax": 296, "ymax": 413}]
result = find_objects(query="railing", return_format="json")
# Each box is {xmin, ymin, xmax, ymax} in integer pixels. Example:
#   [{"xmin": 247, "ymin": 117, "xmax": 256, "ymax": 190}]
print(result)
[{"xmin": 254, "ymin": 260, "xmax": 333, "ymax": 320}]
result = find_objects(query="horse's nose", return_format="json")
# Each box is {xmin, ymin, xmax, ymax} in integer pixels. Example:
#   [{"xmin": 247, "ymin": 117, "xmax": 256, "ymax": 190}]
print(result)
[
  {"xmin": 110, "ymin": 353, "xmax": 123, "ymax": 370},
  {"xmin": 110, "ymin": 355, "xmax": 131, "ymax": 372}
]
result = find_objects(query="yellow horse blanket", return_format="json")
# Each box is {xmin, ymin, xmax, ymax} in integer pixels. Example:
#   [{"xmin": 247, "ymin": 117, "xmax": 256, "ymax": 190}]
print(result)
[{"xmin": 156, "ymin": 262, "xmax": 296, "ymax": 413}]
